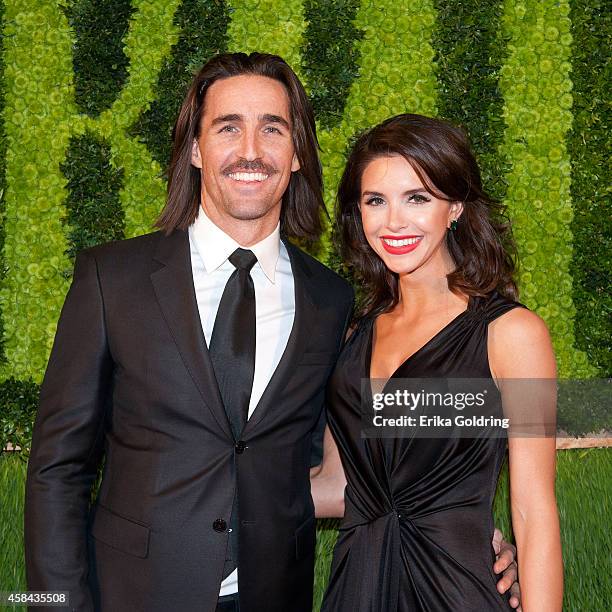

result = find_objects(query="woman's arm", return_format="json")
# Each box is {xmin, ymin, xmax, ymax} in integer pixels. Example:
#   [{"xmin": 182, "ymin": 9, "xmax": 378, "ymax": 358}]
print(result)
[
  {"xmin": 489, "ymin": 308, "xmax": 563, "ymax": 611},
  {"xmin": 310, "ymin": 425, "xmax": 347, "ymax": 518}
]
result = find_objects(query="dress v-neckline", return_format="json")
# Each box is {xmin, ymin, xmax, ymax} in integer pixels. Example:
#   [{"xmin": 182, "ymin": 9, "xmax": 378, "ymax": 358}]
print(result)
[{"xmin": 366, "ymin": 305, "xmax": 473, "ymax": 388}]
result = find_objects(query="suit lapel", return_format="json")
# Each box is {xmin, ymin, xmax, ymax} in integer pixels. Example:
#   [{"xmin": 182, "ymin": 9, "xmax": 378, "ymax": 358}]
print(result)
[
  {"xmin": 242, "ymin": 239, "xmax": 319, "ymax": 435},
  {"xmin": 150, "ymin": 229, "xmax": 233, "ymax": 440}
]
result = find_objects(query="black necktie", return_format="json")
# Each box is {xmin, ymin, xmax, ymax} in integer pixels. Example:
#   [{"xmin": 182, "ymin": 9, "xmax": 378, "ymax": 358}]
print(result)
[
  {"xmin": 209, "ymin": 248, "xmax": 257, "ymax": 438},
  {"xmin": 209, "ymin": 248, "xmax": 257, "ymax": 581}
]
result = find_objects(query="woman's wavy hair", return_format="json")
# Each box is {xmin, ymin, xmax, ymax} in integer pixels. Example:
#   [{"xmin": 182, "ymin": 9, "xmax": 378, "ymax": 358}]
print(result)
[
  {"xmin": 337, "ymin": 113, "xmax": 518, "ymax": 318},
  {"xmin": 155, "ymin": 52, "xmax": 325, "ymax": 240}
]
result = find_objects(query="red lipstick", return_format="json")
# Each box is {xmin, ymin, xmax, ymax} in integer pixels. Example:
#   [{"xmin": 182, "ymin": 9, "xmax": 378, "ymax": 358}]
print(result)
[{"xmin": 380, "ymin": 235, "xmax": 422, "ymax": 255}]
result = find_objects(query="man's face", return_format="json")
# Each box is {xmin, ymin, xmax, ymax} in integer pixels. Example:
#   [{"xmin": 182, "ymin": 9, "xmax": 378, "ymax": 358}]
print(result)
[{"xmin": 191, "ymin": 75, "xmax": 300, "ymax": 239}]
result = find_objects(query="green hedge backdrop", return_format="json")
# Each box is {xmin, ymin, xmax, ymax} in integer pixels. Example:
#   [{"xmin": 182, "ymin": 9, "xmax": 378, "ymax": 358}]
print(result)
[{"xmin": 0, "ymin": 0, "xmax": 610, "ymax": 610}]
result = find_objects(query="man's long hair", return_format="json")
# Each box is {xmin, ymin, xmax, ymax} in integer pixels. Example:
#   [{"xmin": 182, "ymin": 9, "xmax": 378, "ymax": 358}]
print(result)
[{"xmin": 155, "ymin": 52, "xmax": 325, "ymax": 241}]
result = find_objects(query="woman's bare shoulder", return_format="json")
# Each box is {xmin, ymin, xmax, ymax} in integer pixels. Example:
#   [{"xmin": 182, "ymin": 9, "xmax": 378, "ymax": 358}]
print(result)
[{"xmin": 488, "ymin": 307, "xmax": 556, "ymax": 378}]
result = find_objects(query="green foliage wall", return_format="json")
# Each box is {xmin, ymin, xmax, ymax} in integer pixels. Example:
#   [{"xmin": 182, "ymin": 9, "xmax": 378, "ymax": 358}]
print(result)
[{"xmin": 0, "ymin": 1, "xmax": 609, "ymax": 444}]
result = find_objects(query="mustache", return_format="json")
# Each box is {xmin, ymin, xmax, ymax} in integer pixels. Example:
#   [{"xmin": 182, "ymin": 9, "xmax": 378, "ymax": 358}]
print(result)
[{"xmin": 222, "ymin": 159, "xmax": 278, "ymax": 176}]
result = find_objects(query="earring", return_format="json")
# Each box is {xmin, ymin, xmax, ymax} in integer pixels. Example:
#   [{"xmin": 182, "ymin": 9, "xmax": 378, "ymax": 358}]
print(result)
[{"xmin": 449, "ymin": 219, "xmax": 458, "ymax": 232}]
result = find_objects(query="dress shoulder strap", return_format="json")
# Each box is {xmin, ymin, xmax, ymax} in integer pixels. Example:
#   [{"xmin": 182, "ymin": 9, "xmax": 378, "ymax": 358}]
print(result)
[{"xmin": 480, "ymin": 291, "xmax": 528, "ymax": 324}]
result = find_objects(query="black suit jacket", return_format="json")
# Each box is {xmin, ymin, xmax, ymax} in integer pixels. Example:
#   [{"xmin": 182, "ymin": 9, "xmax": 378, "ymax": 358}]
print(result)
[{"xmin": 24, "ymin": 229, "xmax": 354, "ymax": 612}]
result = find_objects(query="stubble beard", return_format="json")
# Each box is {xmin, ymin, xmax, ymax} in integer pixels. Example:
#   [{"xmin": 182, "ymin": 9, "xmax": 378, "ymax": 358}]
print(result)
[{"xmin": 220, "ymin": 192, "xmax": 281, "ymax": 223}]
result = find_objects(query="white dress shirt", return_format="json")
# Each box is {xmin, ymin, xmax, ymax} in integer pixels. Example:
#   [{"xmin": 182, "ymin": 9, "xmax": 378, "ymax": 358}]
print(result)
[{"xmin": 188, "ymin": 207, "xmax": 295, "ymax": 596}]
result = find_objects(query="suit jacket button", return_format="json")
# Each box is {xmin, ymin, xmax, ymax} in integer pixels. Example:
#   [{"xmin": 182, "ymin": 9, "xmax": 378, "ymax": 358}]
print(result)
[
  {"xmin": 235, "ymin": 441, "xmax": 246, "ymax": 454},
  {"xmin": 213, "ymin": 519, "xmax": 227, "ymax": 532}
]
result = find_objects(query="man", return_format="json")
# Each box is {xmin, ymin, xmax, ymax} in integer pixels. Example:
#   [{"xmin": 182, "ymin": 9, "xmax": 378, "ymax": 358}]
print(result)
[{"xmin": 25, "ymin": 52, "xmax": 519, "ymax": 612}]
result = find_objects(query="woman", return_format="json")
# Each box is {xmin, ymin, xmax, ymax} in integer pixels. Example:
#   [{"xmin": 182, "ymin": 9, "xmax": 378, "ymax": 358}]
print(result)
[{"xmin": 312, "ymin": 114, "xmax": 563, "ymax": 610}]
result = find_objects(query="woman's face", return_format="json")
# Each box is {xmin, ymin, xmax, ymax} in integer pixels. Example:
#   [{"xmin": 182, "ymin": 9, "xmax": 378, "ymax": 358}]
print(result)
[{"xmin": 359, "ymin": 155, "xmax": 462, "ymax": 278}]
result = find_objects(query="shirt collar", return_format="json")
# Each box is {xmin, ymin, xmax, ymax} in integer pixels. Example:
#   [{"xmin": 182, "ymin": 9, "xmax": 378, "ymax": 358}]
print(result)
[{"xmin": 190, "ymin": 206, "xmax": 280, "ymax": 283}]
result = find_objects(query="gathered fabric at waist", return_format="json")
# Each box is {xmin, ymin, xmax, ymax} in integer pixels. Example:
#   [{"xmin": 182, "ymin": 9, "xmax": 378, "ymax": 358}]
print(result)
[
  {"xmin": 324, "ymin": 496, "xmax": 509, "ymax": 612},
  {"xmin": 340, "ymin": 482, "xmax": 492, "ymax": 531}
]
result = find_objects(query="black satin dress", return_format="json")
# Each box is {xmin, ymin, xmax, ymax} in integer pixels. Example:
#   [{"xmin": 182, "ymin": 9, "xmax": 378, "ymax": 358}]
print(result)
[{"xmin": 321, "ymin": 292, "xmax": 524, "ymax": 611}]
